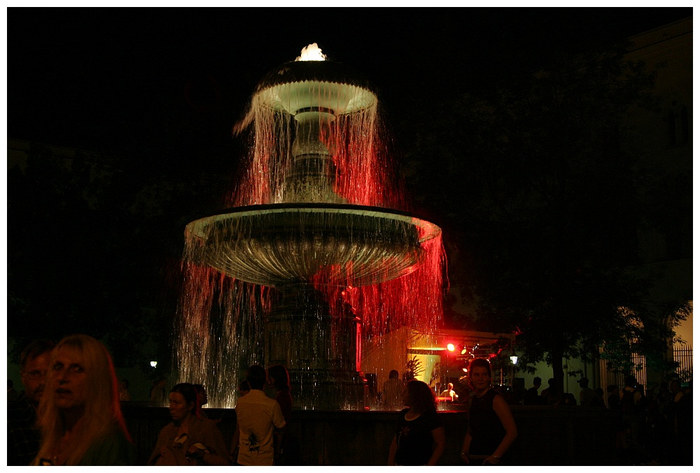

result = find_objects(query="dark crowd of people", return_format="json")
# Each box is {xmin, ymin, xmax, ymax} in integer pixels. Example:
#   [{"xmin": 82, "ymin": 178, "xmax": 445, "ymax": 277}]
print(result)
[
  {"xmin": 609, "ymin": 375, "xmax": 693, "ymax": 465},
  {"xmin": 8, "ymin": 335, "xmax": 521, "ymax": 466},
  {"xmin": 519, "ymin": 373, "xmax": 693, "ymax": 465},
  {"xmin": 7, "ymin": 336, "xmax": 689, "ymax": 466}
]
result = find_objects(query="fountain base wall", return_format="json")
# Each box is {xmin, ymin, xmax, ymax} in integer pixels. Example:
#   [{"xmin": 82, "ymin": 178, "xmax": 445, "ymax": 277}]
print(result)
[{"xmin": 123, "ymin": 404, "xmax": 619, "ymax": 465}]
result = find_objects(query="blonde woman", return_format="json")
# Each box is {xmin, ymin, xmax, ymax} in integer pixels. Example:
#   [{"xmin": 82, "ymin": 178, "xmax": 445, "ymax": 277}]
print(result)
[{"xmin": 32, "ymin": 334, "xmax": 135, "ymax": 465}]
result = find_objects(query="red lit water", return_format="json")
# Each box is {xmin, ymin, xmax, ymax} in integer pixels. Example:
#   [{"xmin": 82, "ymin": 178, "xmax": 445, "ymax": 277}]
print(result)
[{"xmin": 178, "ymin": 85, "xmax": 447, "ymax": 407}]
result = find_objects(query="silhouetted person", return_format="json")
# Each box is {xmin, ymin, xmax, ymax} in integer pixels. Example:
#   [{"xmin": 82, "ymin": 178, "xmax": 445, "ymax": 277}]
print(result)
[
  {"xmin": 460, "ymin": 359, "xmax": 517, "ymax": 465},
  {"xmin": 578, "ymin": 378, "xmax": 602, "ymax": 407},
  {"xmin": 594, "ymin": 387, "xmax": 605, "ymax": 404},
  {"xmin": 268, "ymin": 365, "xmax": 292, "ymax": 423},
  {"xmin": 524, "ymin": 377, "xmax": 542, "ymax": 405},
  {"xmin": 268, "ymin": 364, "xmax": 298, "ymax": 465},
  {"xmin": 668, "ymin": 379, "xmax": 683, "ymax": 402},
  {"xmin": 383, "ymin": 369, "xmax": 404, "ymax": 409},
  {"xmin": 665, "ymin": 379, "xmax": 692, "ymax": 465},
  {"xmin": 8, "ymin": 339, "xmax": 55, "ymax": 465},
  {"xmin": 238, "ymin": 379, "xmax": 251, "ymax": 397},
  {"xmin": 607, "ymin": 384, "xmax": 621, "ymax": 410},
  {"xmin": 192, "ymin": 383, "xmax": 208, "ymax": 418},
  {"xmin": 150, "ymin": 377, "xmax": 168, "ymax": 404},
  {"xmin": 388, "ymin": 380, "xmax": 445, "ymax": 465},
  {"xmin": 118, "ymin": 378, "xmax": 131, "ymax": 402},
  {"xmin": 561, "ymin": 392, "xmax": 577, "ymax": 406},
  {"xmin": 440, "ymin": 382, "xmax": 458, "ymax": 401},
  {"xmin": 642, "ymin": 386, "xmax": 665, "ymax": 463},
  {"xmin": 606, "ymin": 384, "xmax": 624, "ymax": 458},
  {"xmin": 192, "ymin": 383, "xmax": 207, "ymax": 404},
  {"xmin": 620, "ymin": 375, "xmax": 645, "ymax": 463},
  {"xmin": 540, "ymin": 378, "xmax": 561, "ymax": 405}
]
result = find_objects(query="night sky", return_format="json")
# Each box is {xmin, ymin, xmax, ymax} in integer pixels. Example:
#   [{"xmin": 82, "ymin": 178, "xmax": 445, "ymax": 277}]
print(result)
[
  {"xmin": 6, "ymin": 7, "xmax": 693, "ymax": 365},
  {"xmin": 9, "ymin": 7, "xmax": 691, "ymax": 161}
]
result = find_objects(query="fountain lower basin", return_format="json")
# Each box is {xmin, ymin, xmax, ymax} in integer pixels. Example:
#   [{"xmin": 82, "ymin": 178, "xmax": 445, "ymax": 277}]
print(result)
[{"xmin": 185, "ymin": 203, "xmax": 441, "ymax": 287}]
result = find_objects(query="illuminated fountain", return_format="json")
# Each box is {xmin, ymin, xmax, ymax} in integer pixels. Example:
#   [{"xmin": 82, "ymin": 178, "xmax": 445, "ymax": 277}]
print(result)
[{"xmin": 177, "ymin": 44, "xmax": 446, "ymax": 409}]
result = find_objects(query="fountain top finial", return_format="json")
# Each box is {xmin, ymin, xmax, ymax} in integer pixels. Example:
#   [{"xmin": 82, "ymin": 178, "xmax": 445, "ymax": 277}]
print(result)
[
  {"xmin": 296, "ymin": 43, "xmax": 327, "ymax": 62},
  {"xmin": 254, "ymin": 48, "xmax": 377, "ymax": 116}
]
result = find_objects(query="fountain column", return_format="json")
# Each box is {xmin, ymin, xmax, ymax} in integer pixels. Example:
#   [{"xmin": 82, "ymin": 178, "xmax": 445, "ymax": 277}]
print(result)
[
  {"xmin": 265, "ymin": 284, "xmax": 363, "ymax": 409},
  {"xmin": 282, "ymin": 109, "xmax": 343, "ymax": 204}
]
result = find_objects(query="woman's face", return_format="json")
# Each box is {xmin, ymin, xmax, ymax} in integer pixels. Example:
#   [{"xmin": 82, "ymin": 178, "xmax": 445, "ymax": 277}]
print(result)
[
  {"xmin": 470, "ymin": 366, "xmax": 491, "ymax": 392},
  {"xmin": 51, "ymin": 347, "xmax": 88, "ymax": 411},
  {"xmin": 168, "ymin": 392, "xmax": 193, "ymax": 422}
]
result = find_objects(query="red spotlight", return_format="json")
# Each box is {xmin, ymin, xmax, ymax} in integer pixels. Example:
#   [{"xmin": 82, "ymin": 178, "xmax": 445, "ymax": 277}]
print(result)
[{"xmin": 447, "ymin": 343, "xmax": 455, "ymax": 352}]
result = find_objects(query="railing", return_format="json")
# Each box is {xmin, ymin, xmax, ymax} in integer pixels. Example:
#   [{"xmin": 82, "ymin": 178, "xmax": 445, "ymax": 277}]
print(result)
[
  {"xmin": 673, "ymin": 344, "xmax": 692, "ymax": 381},
  {"xmin": 602, "ymin": 353, "xmax": 647, "ymax": 392},
  {"xmin": 601, "ymin": 345, "xmax": 692, "ymax": 393},
  {"xmin": 631, "ymin": 353, "xmax": 647, "ymax": 387}
]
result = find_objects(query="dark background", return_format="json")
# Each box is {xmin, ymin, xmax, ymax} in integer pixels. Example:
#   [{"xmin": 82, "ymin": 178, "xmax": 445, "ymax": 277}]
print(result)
[
  {"xmin": 9, "ymin": 8, "xmax": 691, "ymax": 167},
  {"xmin": 7, "ymin": 7, "xmax": 692, "ymax": 372}
]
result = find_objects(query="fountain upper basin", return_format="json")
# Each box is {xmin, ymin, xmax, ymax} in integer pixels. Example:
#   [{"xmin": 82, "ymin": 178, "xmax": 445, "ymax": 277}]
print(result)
[{"xmin": 254, "ymin": 60, "xmax": 377, "ymax": 115}]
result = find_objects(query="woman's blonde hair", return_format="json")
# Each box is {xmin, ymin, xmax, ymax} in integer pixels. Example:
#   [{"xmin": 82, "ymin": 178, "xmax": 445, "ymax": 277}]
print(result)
[{"xmin": 33, "ymin": 334, "xmax": 131, "ymax": 465}]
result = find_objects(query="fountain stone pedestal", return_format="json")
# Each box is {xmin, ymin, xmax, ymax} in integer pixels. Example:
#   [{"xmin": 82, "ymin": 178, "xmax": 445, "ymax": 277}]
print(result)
[{"xmin": 265, "ymin": 283, "xmax": 364, "ymax": 410}]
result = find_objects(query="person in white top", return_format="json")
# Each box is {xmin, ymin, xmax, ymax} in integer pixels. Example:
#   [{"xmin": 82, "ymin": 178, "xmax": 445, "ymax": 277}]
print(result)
[
  {"xmin": 231, "ymin": 365, "xmax": 286, "ymax": 465},
  {"xmin": 440, "ymin": 382, "xmax": 459, "ymax": 402}
]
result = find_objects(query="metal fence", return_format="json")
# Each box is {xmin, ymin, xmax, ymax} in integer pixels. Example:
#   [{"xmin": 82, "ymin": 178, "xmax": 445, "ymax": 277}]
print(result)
[
  {"xmin": 673, "ymin": 344, "xmax": 693, "ymax": 382},
  {"xmin": 601, "ymin": 345, "xmax": 693, "ymax": 394},
  {"xmin": 631, "ymin": 353, "xmax": 647, "ymax": 387},
  {"xmin": 603, "ymin": 353, "xmax": 647, "ymax": 392}
]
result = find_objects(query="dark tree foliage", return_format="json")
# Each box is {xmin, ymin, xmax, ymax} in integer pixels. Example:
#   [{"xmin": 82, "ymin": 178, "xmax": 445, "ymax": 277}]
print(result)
[
  {"xmin": 401, "ymin": 46, "xmax": 688, "ymax": 390},
  {"xmin": 7, "ymin": 141, "xmax": 235, "ymax": 374}
]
